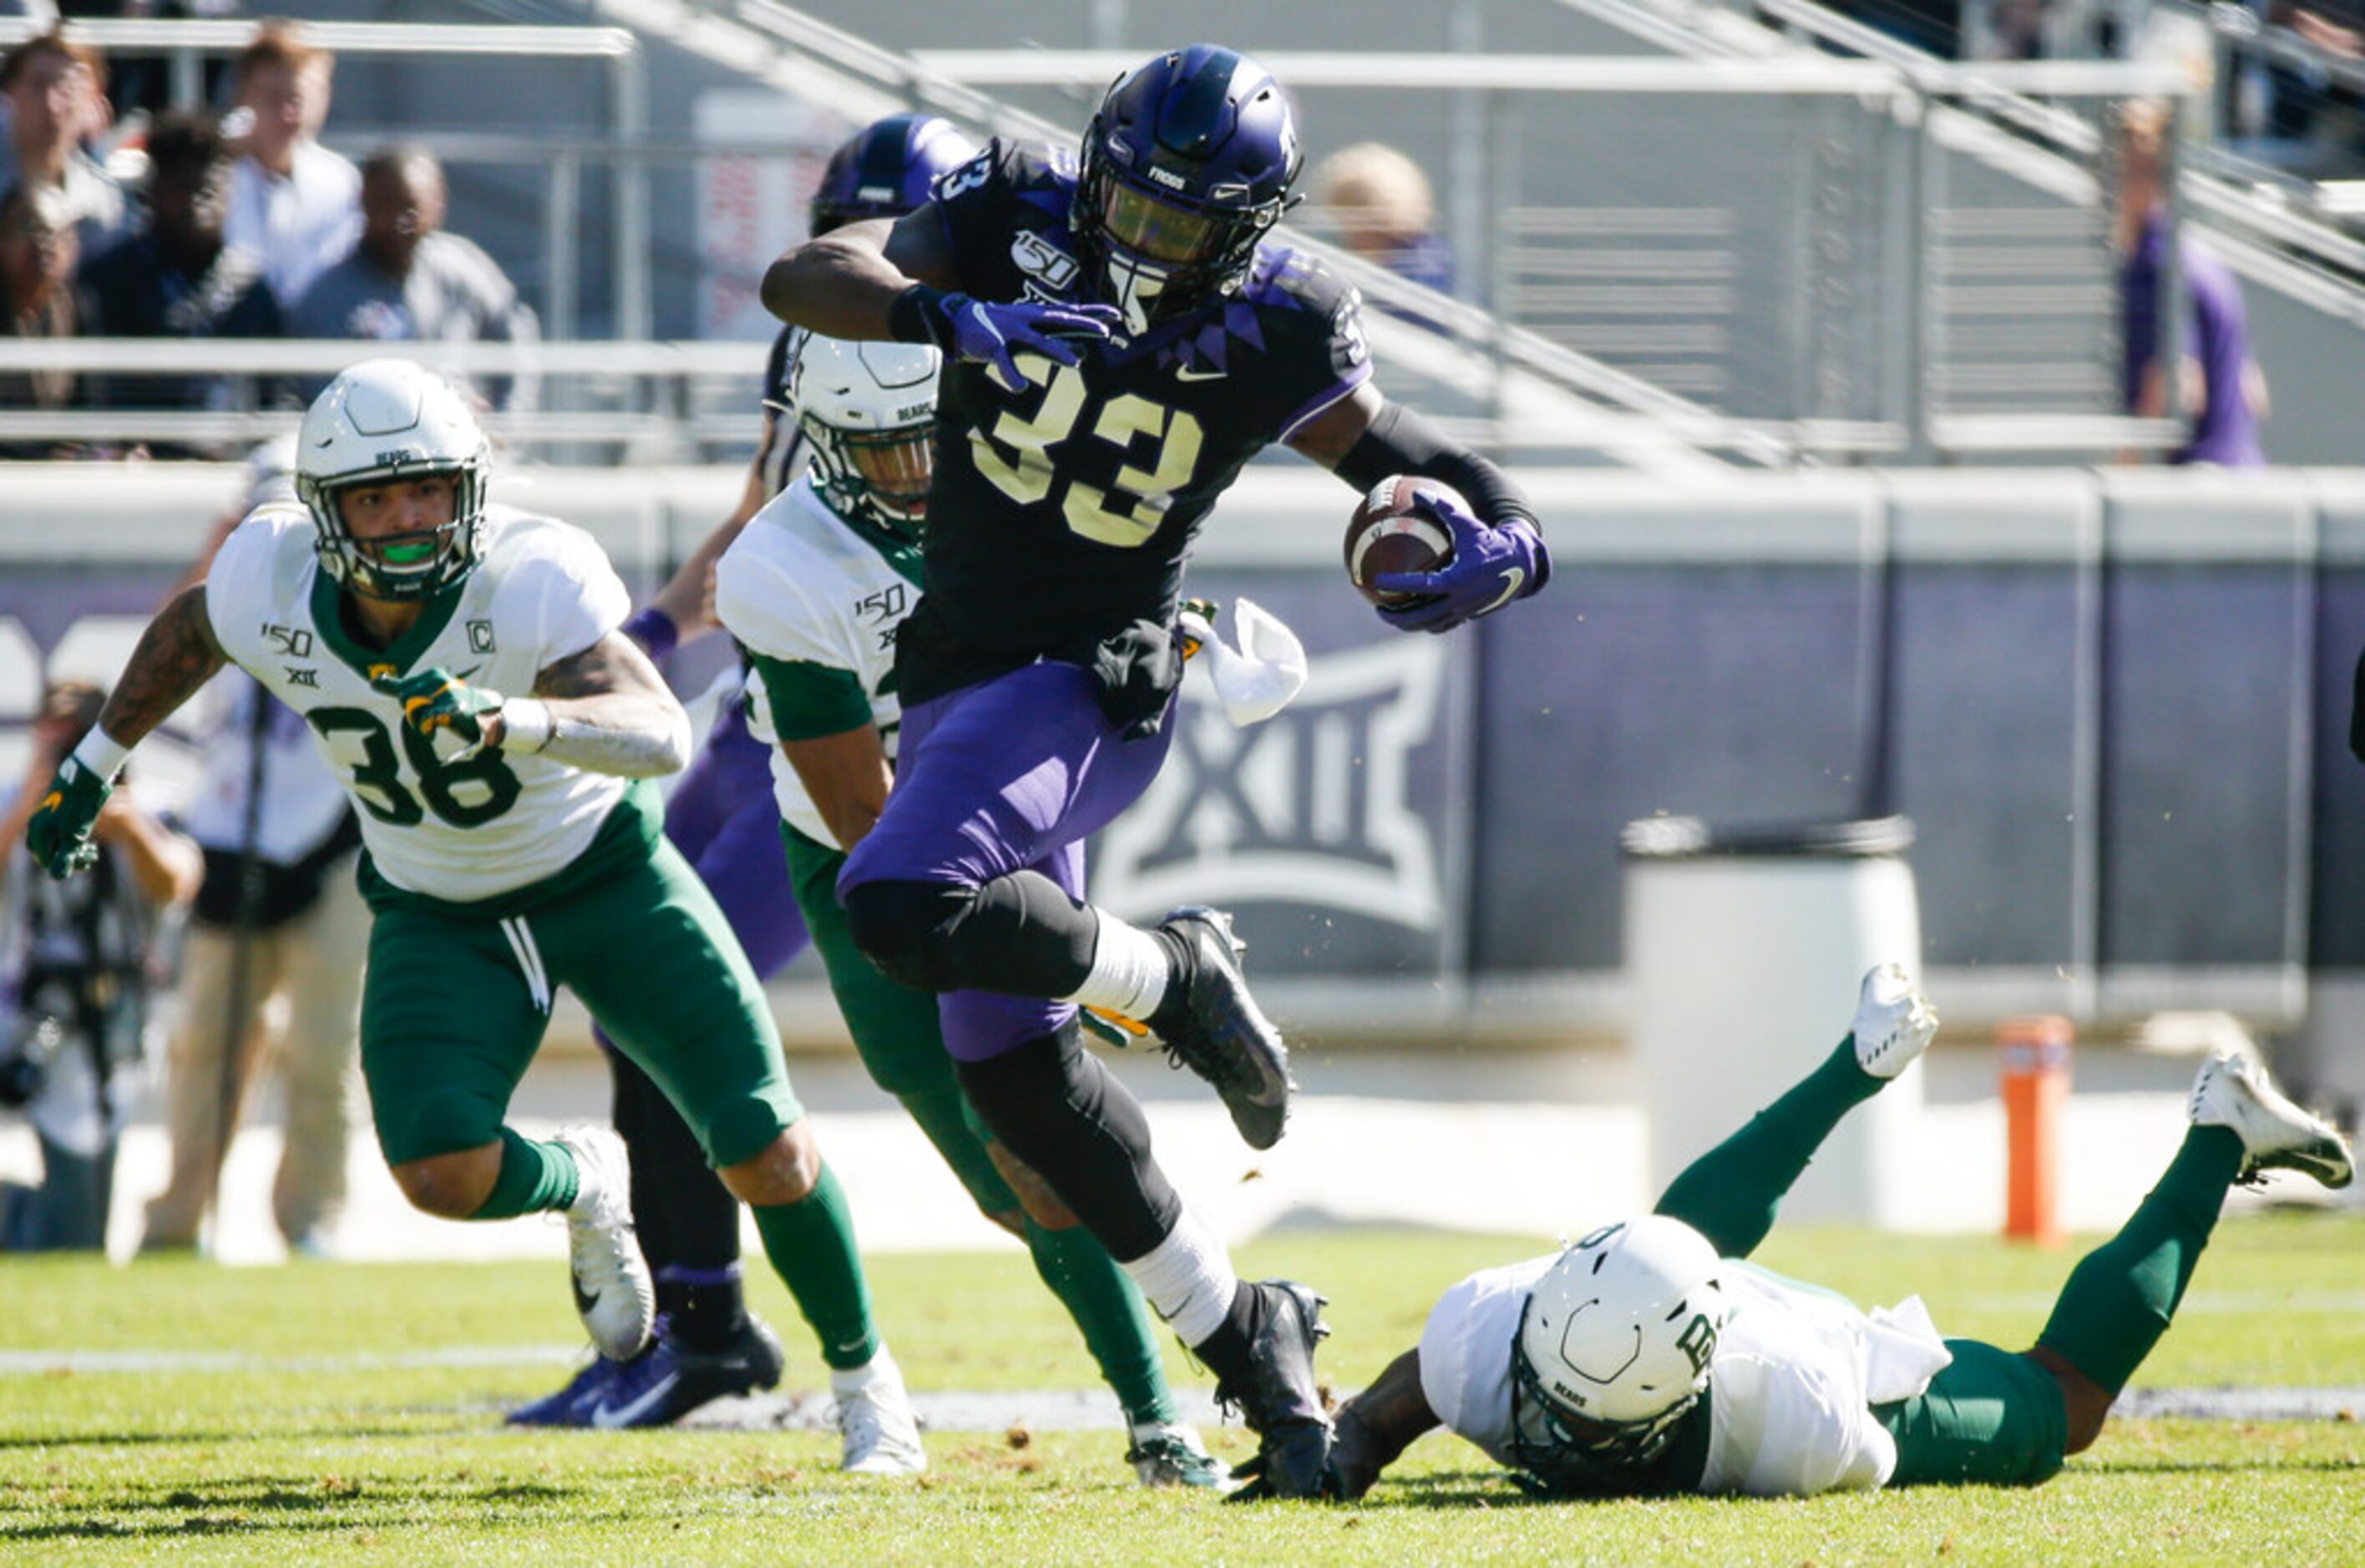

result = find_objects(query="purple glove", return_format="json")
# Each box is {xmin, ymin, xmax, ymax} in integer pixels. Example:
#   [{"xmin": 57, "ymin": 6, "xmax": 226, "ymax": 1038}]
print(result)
[
  {"xmin": 915, "ymin": 289, "xmax": 1122, "ymax": 393},
  {"xmin": 1373, "ymin": 493, "xmax": 1552, "ymax": 635}
]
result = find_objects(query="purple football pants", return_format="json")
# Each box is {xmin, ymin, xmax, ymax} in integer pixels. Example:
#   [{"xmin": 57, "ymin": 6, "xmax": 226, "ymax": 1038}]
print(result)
[
  {"xmin": 593, "ymin": 697, "xmax": 810, "ymax": 1065},
  {"xmin": 837, "ymin": 661, "xmax": 1173, "ymax": 1062}
]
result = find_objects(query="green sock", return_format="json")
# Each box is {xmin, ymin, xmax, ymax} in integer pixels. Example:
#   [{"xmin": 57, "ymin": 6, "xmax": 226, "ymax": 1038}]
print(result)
[
  {"xmin": 1653, "ymin": 1037, "xmax": 1884, "ymax": 1257},
  {"xmin": 472, "ymin": 1129, "xmax": 580, "ymax": 1220},
  {"xmin": 2035, "ymin": 1125, "xmax": 2242, "ymax": 1396},
  {"xmin": 750, "ymin": 1162, "xmax": 880, "ymax": 1372},
  {"xmin": 1025, "ymin": 1216, "xmax": 1178, "ymax": 1429}
]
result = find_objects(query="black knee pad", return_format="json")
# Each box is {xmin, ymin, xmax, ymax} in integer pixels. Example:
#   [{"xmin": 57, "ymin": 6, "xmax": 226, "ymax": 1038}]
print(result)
[{"xmin": 841, "ymin": 878, "xmax": 975, "ymax": 993}]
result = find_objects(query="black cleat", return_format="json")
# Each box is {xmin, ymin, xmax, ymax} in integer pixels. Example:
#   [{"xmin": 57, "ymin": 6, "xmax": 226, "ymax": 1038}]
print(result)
[
  {"xmin": 581, "ymin": 1315, "xmax": 786, "ymax": 1429},
  {"xmin": 1151, "ymin": 906, "xmax": 1294, "ymax": 1150},
  {"xmin": 1216, "ymin": 1280, "xmax": 1334, "ymax": 1502}
]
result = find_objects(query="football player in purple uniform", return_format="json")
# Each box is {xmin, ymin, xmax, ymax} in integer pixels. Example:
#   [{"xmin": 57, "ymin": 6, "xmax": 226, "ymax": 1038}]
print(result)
[
  {"xmin": 509, "ymin": 113, "xmax": 978, "ymax": 1433},
  {"xmin": 761, "ymin": 46, "xmax": 1552, "ymax": 1496}
]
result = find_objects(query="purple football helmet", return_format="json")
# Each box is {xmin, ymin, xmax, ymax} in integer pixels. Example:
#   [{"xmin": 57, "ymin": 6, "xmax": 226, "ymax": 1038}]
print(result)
[
  {"xmin": 809, "ymin": 112, "xmax": 980, "ymax": 235},
  {"xmin": 1075, "ymin": 44, "xmax": 1302, "ymax": 332}
]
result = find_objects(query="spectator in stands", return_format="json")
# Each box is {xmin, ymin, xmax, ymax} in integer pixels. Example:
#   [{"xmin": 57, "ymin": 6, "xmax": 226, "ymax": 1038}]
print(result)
[
  {"xmin": 289, "ymin": 144, "xmax": 539, "ymax": 412},
  {"xmin": 1311, "ymin": 142, "xmax": 1456, "ymax": 301},
  {"xmin": 78, "ymin": 109, "xmax": 281, "ymax": 454},
  {"xmin": 0, "ymin": 182, "xmax": 83, "ymax": 453},
  {"xmin": 2115, "ymin": 98, "xmax": 2269, "ymax": 467},
  {"xmin": 0, "ymin": 27, "xmax": 127, "ymax": 245},
  {"xmin": 0, "ymin": 678, "xmax": 202, "ymax": 1254},
  {"xmin": 223, "ymin": 20, "xmax": 357, "ymax": 305},
  {"xmin": 141, "ymin": 444, "xmax": 366, "ymax": 1261}
]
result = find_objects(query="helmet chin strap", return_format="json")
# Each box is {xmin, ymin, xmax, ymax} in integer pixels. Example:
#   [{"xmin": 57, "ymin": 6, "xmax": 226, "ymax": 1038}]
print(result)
[{"xmin": 1102, "ymin": 249, "xmax": 1171, "ymax": 336}]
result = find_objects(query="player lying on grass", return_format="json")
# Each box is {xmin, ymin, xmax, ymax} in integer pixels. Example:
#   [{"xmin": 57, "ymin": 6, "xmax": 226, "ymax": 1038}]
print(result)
[
  {"xmin": 1300, "ymin": 965, "xmax": 2354, "ymax": 1502},
  {"xmin": 509, "ymin": 111, "xmax": 980, "ymax": 1439},
  {"xmin": 24, "ymin": 359, "xmax": 925, "ymax": 1473}
]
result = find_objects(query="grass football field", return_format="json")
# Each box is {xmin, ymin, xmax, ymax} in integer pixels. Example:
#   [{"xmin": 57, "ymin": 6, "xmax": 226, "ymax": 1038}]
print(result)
[{"xmin": 5, "ymin": 1216, "xmax": 2362, "ymax": 1565}]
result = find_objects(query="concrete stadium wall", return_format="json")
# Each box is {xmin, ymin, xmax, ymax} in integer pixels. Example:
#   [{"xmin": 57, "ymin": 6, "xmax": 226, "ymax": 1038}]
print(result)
[{"xmin": 8, "ymin": 460, "xmax": 2362, "ymax": 1048}]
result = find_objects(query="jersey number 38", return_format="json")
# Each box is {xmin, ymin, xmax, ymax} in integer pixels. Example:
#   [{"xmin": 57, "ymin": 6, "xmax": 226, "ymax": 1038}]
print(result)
[{"xmin": 308, "ymin": 706, "xmax": 523, "ymax": 828}]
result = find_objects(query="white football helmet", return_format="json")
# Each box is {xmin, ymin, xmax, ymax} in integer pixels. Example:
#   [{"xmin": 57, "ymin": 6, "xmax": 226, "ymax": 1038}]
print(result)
[
  {"xmin": 296, "ymin": 359, "xmax": 491, "ymax": 600},
  {"xmin": 789, "ymin": 336, "xmax": 940, "ymax": 539},
  {"xmin": 1509, "ymin": 1216, "xmax": 1729, "ymax": 1478}
]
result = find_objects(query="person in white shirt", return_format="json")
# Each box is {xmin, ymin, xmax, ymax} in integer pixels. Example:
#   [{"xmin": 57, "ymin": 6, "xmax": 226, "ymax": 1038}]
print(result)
[
  {"xmin": 221, "ymin": 22, "xmax": 357, "ymax": 306},
  {"xmin": 1287, "ymin": 967, "xmax": 2355, "ymax": 1503}
]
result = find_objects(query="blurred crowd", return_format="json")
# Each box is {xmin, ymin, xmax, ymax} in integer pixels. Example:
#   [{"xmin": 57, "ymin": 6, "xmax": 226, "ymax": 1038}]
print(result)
[{"xmin": 0, "ymin": 18, "xmax": 536, "ymax": 462}]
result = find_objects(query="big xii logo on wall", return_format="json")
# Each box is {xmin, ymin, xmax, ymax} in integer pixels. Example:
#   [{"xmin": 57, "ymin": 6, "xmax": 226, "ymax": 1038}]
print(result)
[{"xmin": 1095, "ymin": 615, "xmax": 1462, "ymax": 978}]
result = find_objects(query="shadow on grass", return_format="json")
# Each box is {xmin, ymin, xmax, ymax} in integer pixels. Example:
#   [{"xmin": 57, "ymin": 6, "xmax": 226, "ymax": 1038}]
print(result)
[
  {"xmin": 1372, "ymin": 1470, "xmax": 1547, "ymax": 1509},
  {"xmin": 0, "ymin": 1415, "xmax": 471, "ymax": 1451},
  {"xmin": 2079, "ymin": 1454, "xmax": 2365, "ymax": 1476},
  {"xmin": 2, "ymin": 1474, "xmax": 626, "ymax": 1542}
]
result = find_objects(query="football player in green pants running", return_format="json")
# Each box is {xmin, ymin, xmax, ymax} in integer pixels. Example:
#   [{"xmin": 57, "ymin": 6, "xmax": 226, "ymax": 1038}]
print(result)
[
  {"xmin": 712, "ymin": 333, "xmax": 1224, "ymax": 1488},
  {"xmin": 25, "ymin": 359, "xmax": 924, "ymax": 1473},
  {"xmin": 1301, "ymin": 964, "xmax": 2353, "ymax": 1501}
]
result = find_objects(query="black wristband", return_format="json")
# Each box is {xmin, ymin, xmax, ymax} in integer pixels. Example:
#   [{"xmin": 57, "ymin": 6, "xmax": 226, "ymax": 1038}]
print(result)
[{"xmin": 888, "ymin": 284, "xmax": 950, "ymax": 347}]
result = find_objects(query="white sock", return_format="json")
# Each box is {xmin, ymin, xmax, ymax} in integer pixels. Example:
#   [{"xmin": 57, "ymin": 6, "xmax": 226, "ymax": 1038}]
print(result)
[
  {"xmin": 830, "ymin": 1343, "xmax": 899, "ymax": 1397},
  {"xmin": 1120, "ymin": 1210, "xmax": 1238, "ymax": 1349},
  {"xmin": 1058, "ymin": 913, "xmax": 1170, "ymax": 1020}
]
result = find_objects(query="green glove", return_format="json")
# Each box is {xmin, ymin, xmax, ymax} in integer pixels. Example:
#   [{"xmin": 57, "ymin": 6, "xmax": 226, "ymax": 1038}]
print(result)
[
  {"xmin": 372, "ymin": 666, "xmax": 505, "ymax": 746},
  {"xmin": 25, "ymin": 754, "xmax": 113, "ymax": 880}
]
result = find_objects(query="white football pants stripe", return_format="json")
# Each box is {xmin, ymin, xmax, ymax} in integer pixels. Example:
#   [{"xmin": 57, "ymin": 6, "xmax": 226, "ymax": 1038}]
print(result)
[{"xmin": 499, "ymin": 916, "xmax": 552, "ymax": 1014}]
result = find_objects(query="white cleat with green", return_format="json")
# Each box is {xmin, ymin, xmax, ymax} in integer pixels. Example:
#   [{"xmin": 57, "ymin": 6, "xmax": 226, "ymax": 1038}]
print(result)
[
  {"xmin": 1851, "ymin": 963, "xmax": 1939, "ymax": 1080},
  {"xmin": 2189, "ymin": 1051, "xmax": 2355, "ymax": 1190}
]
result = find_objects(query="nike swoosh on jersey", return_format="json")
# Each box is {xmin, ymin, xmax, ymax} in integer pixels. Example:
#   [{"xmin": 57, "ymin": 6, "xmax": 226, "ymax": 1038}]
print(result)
[
  {"xmin": 1478, "ymin": 567, "xmax": 1527, "ymax": 615},
  {"xmin": 1174, "ymin": 364, "xmax": 1228, "ymax": 382},
  {"xmin": 590, "ymin": 1370, "xmax": 681, "ymax": 1429}
]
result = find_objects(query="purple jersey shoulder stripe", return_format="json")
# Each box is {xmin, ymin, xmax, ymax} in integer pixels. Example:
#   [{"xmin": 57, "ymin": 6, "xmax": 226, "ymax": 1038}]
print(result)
[{"xmin": 1278, "ymin": 359, "xmax": 1375, "ymax": 443}]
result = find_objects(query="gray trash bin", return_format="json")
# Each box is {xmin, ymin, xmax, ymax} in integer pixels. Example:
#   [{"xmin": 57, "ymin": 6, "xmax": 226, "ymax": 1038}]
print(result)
[{"xmin": 1623, "ymin": 816, "xmax": 1925, "ymax": 1228}]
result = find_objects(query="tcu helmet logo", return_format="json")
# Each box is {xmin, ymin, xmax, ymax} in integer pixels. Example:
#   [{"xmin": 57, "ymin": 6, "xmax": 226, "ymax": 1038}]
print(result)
[{"xmin": 1096, "ymin": 636, "xmax": 1448, "ymax": 931}]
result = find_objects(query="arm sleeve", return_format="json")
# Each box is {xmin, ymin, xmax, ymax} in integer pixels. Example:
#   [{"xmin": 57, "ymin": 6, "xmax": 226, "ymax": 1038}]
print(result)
[{"xmin": 1334, "ymin": 400, "xmax": 1538, "ymax": 529}]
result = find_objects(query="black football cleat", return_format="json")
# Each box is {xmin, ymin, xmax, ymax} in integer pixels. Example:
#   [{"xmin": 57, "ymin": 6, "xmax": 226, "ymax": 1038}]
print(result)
[
  {"xmin": 582, "ymin": 1315, "xmax": 787, "ymax": 1429},
  {"xmin": 1216, "ymin": 1280, "xmax": 1334, "ymax": 1502},
  {"xmin": 1152, "ymin": 906, "xmax": 1294, "ymax": 1150}
]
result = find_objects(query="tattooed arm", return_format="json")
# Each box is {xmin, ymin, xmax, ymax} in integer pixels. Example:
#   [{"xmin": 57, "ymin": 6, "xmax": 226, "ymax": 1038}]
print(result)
[
  {"xmin": 97, "ymin": 584, "xmax": 231, "ymax": 748},
  {"xmin": 479, "ymin": 630, "xmax": 691, "ymax": 778}
]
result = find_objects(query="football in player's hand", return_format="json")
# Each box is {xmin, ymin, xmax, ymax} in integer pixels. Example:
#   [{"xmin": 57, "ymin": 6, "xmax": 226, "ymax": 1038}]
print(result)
[{"xmin": 1344, "ymin": 476, "xmax": 1461, "ymax": 606}]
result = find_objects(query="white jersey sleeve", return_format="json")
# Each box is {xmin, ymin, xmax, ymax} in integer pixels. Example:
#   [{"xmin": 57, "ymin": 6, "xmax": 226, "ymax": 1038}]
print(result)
[
  {"xmin": 715, "ymin": 480, "xmax": 920, "ymax": 851},
  {"xmin": 494, "ymin": 512, "xmax": 631, "ymax": 667},
  {"xmin": 1417, "ymin": 1254, "xmax": 1556, "ymax": 1469},
  {"xmin": 714, "ymin": 507, "xmax": 858, "ymax": 675}
]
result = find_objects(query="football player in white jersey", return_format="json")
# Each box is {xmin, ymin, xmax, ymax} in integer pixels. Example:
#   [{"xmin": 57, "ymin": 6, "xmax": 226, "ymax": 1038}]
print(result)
[
  {"xmin": 710, "ymin": 334, "xmax": 1223, "ymax": 1488},
  {"xmin": 24, "ymin": 359, "xmax": 925, "ymax": 1473},
  {"xmin": 1293, "ymin": 966, "xmax": 2352, "ymax": 1502}
]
